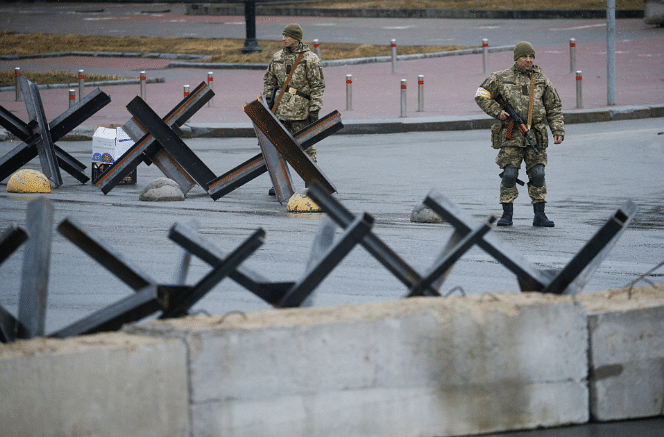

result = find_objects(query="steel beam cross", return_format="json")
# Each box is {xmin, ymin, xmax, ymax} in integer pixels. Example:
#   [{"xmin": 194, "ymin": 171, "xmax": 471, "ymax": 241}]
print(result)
[
  {"xmin": 423, "ymin": 190, "xmax": 639, "ymax": 295},
  {"xmin": 0, "ymin": 76, "xmax": 111, "ymax": 185},
  {"xmin": 94, "ymin": 82, "xmax": 214, "ymax": 195},
  {"xmin": 241, "ymin": 96, "xmax": 338, "ymax": 203},
  {"xmin": 49, "ymin": 218, "xmax": 265, "ymax": 338},
  {"xmin": 208, "ymin": 109, "xmax": 343, "ymax": 203}
]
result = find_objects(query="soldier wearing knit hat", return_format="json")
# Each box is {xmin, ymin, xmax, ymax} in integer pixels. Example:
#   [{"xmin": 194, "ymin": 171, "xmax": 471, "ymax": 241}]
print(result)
[
  {"xmin": 474, "ymin": 41, "xmax": 565, "ymax": 228},
  {"xmin": 282, "ymin": 23, "xmax": 303, "ymax": 42},
  {"xmin": 264, "ymin": 23, "xmax": 326, "ymax": 195},
  {"xmin": 513, "ymin": 41, "xmax": 536, "ymax": 61}
]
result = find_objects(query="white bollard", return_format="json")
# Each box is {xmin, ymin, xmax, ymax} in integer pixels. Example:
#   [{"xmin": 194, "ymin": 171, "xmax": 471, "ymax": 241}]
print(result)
[
  {"xmin": 482, "ymin": 38, "xmax": 489, "ymax": 74},
  {"xmin": 78, "ymin": 70, "xmax": 84, "ymax": 101},
  {"xmin": 570, "ymin": 38, "xmax": 577, "ymax": 74},
  {"xmin": 140, "ymin": 71, "xmax": 147, "ymax": 101},
  {"xmin": 69, "ymin": 89, "xmax": 76, "ymax": 108},
  {"xmin": 346, "ymin": 74, "xmax": 352, "ymax": 111},
  {"xmin": 391, "ymin": 39, "xmax": 397, "ymax": 74},
  {"xmin": 576, "ymin": 71, "xmax": 583, "ymax": 109},
  {"xmin": 15, "ymin": 67, "xmax": 21, "ymax": 102},
  {"xmin": 313, "ymin": 39, "xmax": 321, "ymax": 59},
  {"xmin": 184, "ymin": 85, "xmax": 190, "ymax": 98},
  {"xmin": 400, "ymin": 79, "xmax": 407, "ymax": 117},
  {"xmin": 207, "ymin": 72, "xmax": 214, "ymax": 107},
  {"xmin": 417, "ymin": 75, "xmax": 424, "ymax": 112}
]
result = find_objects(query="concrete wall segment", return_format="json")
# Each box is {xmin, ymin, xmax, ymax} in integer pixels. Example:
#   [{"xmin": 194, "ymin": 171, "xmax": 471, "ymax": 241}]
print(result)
[
  {"xmin": 576, "ymin": 285, "xmax": 664, "ymax": 421},
  {"xmin": 0, "ymin": 332, "xmax": 189, "ymax": 437},
  {"xmin": 128, "ymin": 292, "xmax": 589, "ymax": 436}
]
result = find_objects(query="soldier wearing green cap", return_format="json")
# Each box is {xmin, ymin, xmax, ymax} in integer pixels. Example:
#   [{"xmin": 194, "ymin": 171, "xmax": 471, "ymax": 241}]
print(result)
[
  {"xmin": 263, "ymin": 23, "xmax": 325, "ymax": 195},
  {"xmin": 475, "ymin": 41, "xmax": 565, "ymax": 227}
]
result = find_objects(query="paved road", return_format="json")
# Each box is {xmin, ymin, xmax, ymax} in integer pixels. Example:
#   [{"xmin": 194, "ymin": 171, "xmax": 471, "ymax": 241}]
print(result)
[
  {"xmin": 1, "ymin": 3, "xmax": 662, "ymax": 131},
  {"xmin": 2, "ymin": 118, "xmax": 663, "ymax": 332},
  {"xmin": 0, "ymin": 2, "xmax": 659, "ymax": 47}
]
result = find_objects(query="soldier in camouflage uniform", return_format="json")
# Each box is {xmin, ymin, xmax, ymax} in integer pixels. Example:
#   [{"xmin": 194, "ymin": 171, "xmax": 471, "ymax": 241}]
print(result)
[
  {"xmin": 475, "ymin": 41, "xmax": 565, "ymax": 227},
  {"xmin": 264, "ymin": 23, "xmax": 325, "ymax": 161}
]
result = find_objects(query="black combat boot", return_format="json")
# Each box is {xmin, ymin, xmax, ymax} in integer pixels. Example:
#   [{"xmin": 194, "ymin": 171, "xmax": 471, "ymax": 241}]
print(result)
[
  {"xmin": 533, "ymin": 202, "xmax": 554, "ymax": 227},
  {"xmin": 497, "ymin": 203, "xmax": 513, "ymax": 226}
]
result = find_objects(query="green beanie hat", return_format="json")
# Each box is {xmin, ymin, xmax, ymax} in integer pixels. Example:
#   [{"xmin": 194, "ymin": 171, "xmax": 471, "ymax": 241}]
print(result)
[
  {"xmin": 282, "ymin": 23, "xmax": 303, "ymax": 41},
  {"xmin": 513, "ymin": 41, "xmax": 536, "ymax": 61}
]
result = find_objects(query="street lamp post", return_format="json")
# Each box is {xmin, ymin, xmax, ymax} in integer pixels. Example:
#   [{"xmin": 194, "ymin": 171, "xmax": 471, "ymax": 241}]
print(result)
[{"xmin": 241, "ymin": 0, "xmax": 262, "ymax": 54}]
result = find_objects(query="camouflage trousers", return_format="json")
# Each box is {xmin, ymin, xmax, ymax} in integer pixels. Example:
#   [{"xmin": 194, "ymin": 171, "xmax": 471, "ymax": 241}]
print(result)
[
  {"xmin": 495, "ymin": 145, "xmax": 548, "ymax": 204},
  {"xmin": 280, "ymin": 119, "xmax": 317, "ymax": 163}
]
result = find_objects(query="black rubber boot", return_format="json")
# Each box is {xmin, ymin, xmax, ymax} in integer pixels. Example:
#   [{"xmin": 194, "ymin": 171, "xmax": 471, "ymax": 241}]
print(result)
[
  {"xmin": 533, "ymin": 202, "xmax": 554, "ymax": 227},
  {"xmin": 497, "ymin": 203, "xmax": 513, "ymax": 226},
  {"xmin": 268, "ymin": 187, "xmax": 275, "ymax": 196}
]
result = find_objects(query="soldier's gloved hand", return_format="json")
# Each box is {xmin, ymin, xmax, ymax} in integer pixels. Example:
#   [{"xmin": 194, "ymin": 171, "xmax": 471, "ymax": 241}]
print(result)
[{"xmin": 307, "ymin": 110, "xmax": 319, "ymax": 125}]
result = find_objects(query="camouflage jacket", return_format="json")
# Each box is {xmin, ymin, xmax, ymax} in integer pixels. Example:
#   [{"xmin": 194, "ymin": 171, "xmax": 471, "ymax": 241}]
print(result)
[
  {"xmin": 263, "ymin": 43, "xmax": 325, "ymax": 121},
  {"xmin": 475, "ymin": 64, "xmax": 565, "ymax": 146}
]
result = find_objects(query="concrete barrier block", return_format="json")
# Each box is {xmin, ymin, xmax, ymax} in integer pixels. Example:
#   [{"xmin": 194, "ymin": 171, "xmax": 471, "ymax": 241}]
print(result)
[
  {"xmin": 130, "ymin": 292, "xmax": 588, "ymax": 437},
  {"xmin": 0, "ymin": 332, "xmax": 189, "ymax": 437},
  {"xmin": 577, "ymin": 285, "xmax": 664, "ymax": 421}
]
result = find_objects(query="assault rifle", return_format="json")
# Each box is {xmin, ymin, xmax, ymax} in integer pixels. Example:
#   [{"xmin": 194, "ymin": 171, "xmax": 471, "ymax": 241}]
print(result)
[
  {"xmin": 266, "ymin": 87, "xmax": 280, "ymax": 110},
  {"xmin": 494, "ymin": 95, "xmax": 539, "ymax": 155}
]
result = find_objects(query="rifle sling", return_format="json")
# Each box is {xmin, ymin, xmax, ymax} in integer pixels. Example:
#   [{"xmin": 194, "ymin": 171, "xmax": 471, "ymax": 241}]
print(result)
[
  {"xmin": 526, "ymin": 73, "xmax": 535, "ymax": 130},
  {"xmin": 271, "ymin": 51, "xmax": 306, "ymax": 114}
]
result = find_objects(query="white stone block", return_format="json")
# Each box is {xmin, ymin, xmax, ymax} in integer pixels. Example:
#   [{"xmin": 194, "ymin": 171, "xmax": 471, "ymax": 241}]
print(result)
[
  {"xmin": 0, "ymin": 332, "xmax": 189, "ymax": 437},
  {"xmin": 132, "ymin": 292, "xmax": 589, "ymax": 437},
  {"xmin": 579, "ymin": 286, "xmax": 664, "ymax": 421}
]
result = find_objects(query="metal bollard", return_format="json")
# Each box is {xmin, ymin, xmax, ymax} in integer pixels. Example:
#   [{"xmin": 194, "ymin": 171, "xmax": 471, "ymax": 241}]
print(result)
[
  {"xmin": 69, "ymin": 89, "xmax": 76, "ymax": 108},
  {"xmin": 569, "ymin": 38, "xmax": 576, "ymax": 74},
  {"xmin": 417, "ymin": 75, "xmax": 424, "ymax": 112},
  {"xmin": 482, "ymin": 38, "xmax": 489, "ymax": 74},
  {"xmin": 400, "ymin": 79, "xmax": 407, "ymax": 117},
  {"xmin": 140, "ymin": 71, "xmax": 146, "ymax": 101},
  {"xmin": 207, "ymin": 72, "xmax": 214, "ymax": 107},
  {"xmin": 313, "ymin": 39, "xmax": 321, "ymax": 59},
  {"xmin": 346, "ymin": 74, "xmax": 352, "ymax": 111},
  {"xmin": 391, "ymin": 39, "xmax": 397, "ymax": 74},
  {"xmin": 576, "ymin": 71, "xmax": 583, "ymax": 109},
  {"xmin": 184, "ymin": 84, "xmax": 190, "ymax": 98},
  {"xmin": 15, "ymin": 67, "xmax": 21, "ymax": 101},
  {"xmin": 78, "ymin": 70, "xmax": 85, "ymax": 101}
]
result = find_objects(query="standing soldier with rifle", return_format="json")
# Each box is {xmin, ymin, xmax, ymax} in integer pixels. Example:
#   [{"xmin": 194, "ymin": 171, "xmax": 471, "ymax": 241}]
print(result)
[
  {"xmin": 475, "ymin": 41, "xmax": 565, "ymax": 227},
  {"xmin": 264, "ymin": 23, "xmax": 325, "ymax": 195}
]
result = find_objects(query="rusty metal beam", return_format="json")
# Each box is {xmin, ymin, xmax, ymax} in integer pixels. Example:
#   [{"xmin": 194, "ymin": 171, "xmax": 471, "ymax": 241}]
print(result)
[
  {"xmin": 95, "ymin": 82, "xmax": 213, "ymax": 194},
  {"xmin": 125, "ymin": 96, "xmax": 217, "ymax": 191},
  {"xmin": 207, "ymin": 110, "xmax": 343, "ymax": 201},
  {"xmin": 243, "ymin": 97, "xmax": 337, "ymax": 194}
]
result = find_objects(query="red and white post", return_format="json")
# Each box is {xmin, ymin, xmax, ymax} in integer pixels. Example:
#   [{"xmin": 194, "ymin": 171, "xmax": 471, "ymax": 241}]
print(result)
[
  {"xmin": 482, "ymin": 38, "xmax": 489, "ymax": 74},
  {"xmin": 69, "ymin": 89, "xmax": 76, "ymax": 108},
  {"xmin": 207, "ymin": 72, "xmax": 214, "ymax": 107},
  {"xmin": 140, "ymin": 71, "xmax": 146, "ymax": 101},
  {"xmin": 400, "ymin": 79, "xmax": 407, "ymax": 117},
  {"xmin": 15, "ymin": 67, "xmax": 21, "ymax": 101},
  {"xmin": 569, "ymin": 38, "xmax": 577, "ymax": 74},
  {"xmin": 313, "ymin": 39, "xmax": 321, "ymax": 59},
  {"xmin": 346, "ymin": 74, "xmax": 352, "ymax": 111},
  {"xmin": 391, "ymin": 39, "xmax": 397, "ymax": 74},
  {"xmin": 575, "ymin": 71, "xmax": 583, "ymax": 109},
  {"xmin": 78, "ymin": 70, "xmax": 85, "ymax": 101},
  {"xmin": 417, "ymin": 75, "xmax": 424, "ymax": 112}
]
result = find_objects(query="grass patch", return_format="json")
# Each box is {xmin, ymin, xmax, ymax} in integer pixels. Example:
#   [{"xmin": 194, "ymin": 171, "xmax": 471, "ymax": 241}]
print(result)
[
  {"xmin": 0, "ymin": 69, "xmax": 135, "ymax": 88},
  {"xmin": 0, "ymin": 30, "xmax": 473, "ymax": 74}
]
